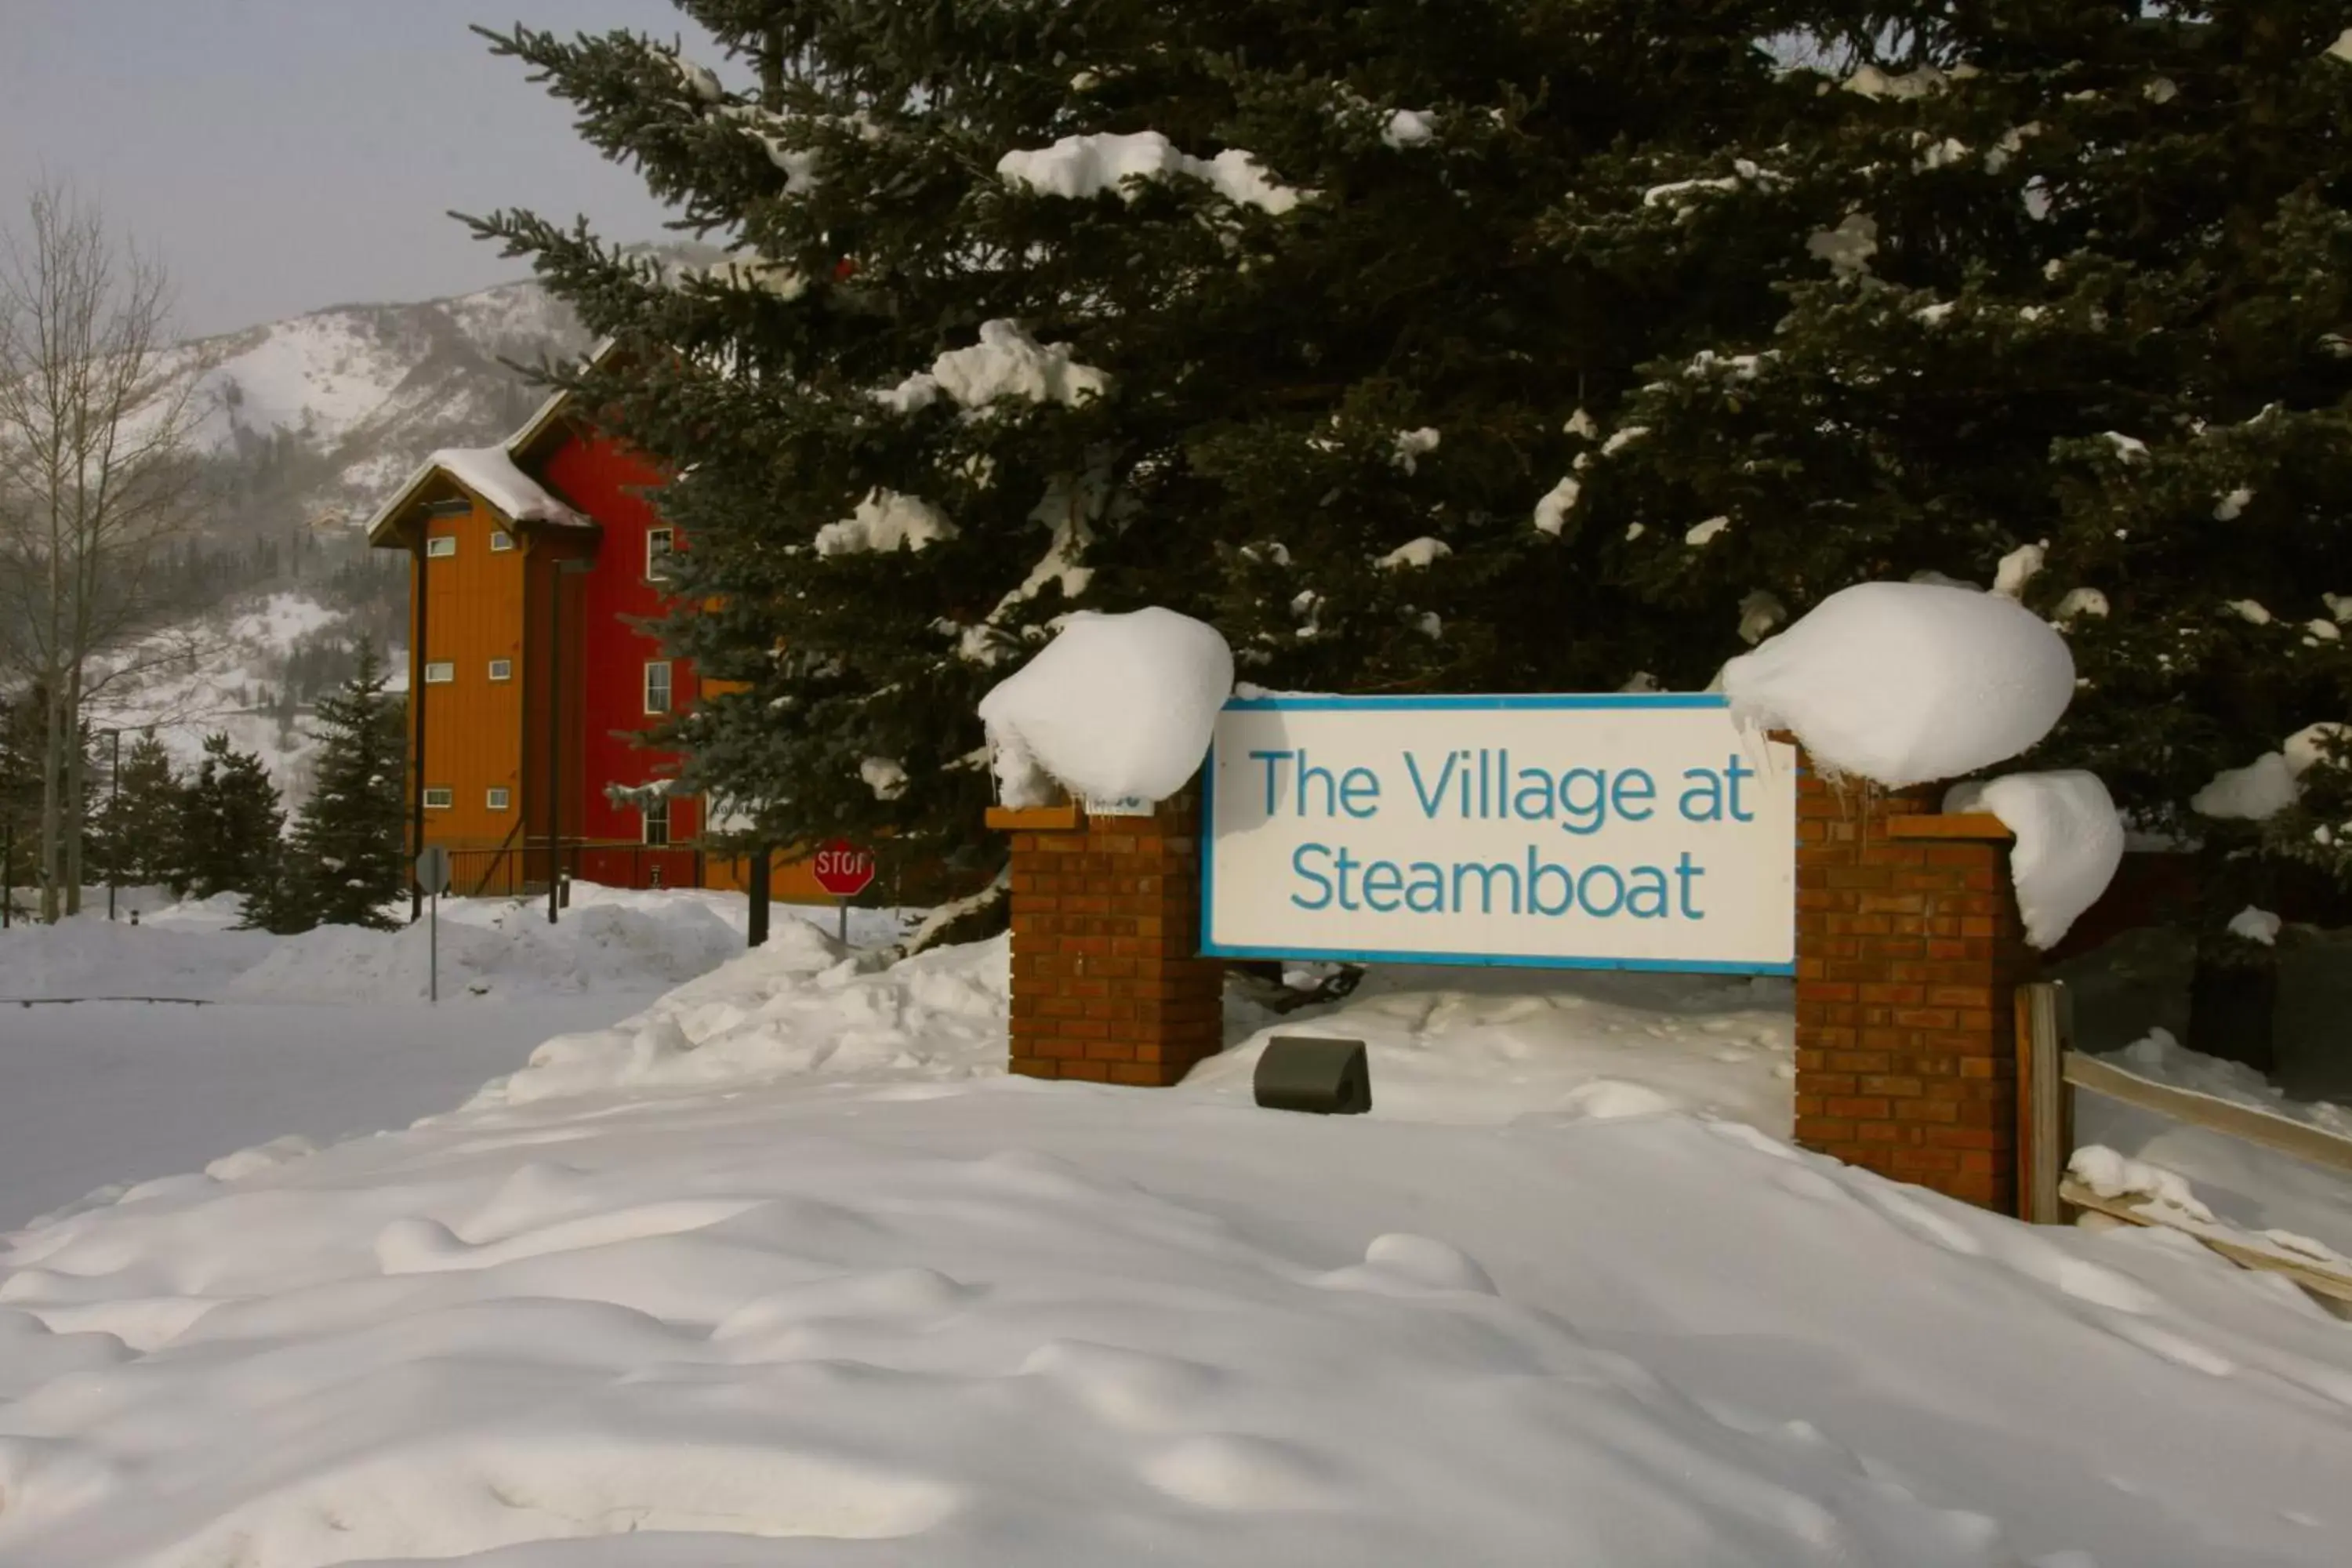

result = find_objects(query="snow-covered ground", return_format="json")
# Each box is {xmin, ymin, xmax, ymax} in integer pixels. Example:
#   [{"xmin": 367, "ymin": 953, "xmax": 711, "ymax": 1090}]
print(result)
[
  {"xmin": 3, "ymin": 904, "xmax": 2351, "ymax": 1565},
  {"xmin": 0, "ymin": 888, "xmax": 906, "ymax": 1226}
]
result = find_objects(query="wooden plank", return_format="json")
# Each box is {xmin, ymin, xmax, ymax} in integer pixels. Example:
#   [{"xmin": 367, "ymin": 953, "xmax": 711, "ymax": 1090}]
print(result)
[
  {"xmin": 2057, "ymin": 1178, "xmax": 2352, "ymax": 1308},
  {"xmin": 2063, "ymin": 1051, "xmax": 2352, "ymax": 1177},
  {"xmin": 1886, "ymin": 813, "xmax": 2013, "ymax": 840},
  {"xmin": 2016, "ymin": 984, "xmax": 2068, "ymax": 1225}
]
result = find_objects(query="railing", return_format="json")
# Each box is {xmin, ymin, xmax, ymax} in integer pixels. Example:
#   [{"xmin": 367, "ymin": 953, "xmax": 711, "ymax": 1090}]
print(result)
[
  {"xmin": 416, "ymin": 840, "xmax": 708, "ymax": 899},
  {"xmin": 2017, "ymin": 980, "xmax": 2352, "ymax": 1315}
]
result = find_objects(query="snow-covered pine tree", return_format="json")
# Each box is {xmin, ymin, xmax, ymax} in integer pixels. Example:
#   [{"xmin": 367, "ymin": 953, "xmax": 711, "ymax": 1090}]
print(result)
[
  {"xmin": 1563, "ymin": 5, "xmax": 2352, "ymax": 1020},
  {"xmin": 91, "ymin": 734, "xmax": 183, "ymax": 889},
  {"xmin": 176, "ymin": 733, "xmax": 283, "ymax": 904},
  {"xmin": 252, "ymin": 644, "xmax": 406, "ymax": 933},
  {"xmin": 463, "ymin": 1, "xmax": 1829, "ymax": 883}
]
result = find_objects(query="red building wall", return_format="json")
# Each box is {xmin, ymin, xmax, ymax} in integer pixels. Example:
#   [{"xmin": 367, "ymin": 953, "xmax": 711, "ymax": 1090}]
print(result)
[{"xmin": 537, "ymin": 431, "xmax": 701, "ymax": 887}]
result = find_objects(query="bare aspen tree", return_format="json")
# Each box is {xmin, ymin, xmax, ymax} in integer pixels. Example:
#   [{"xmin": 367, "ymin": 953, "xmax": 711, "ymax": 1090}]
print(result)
[{"xmin": 0, "ymin": 182, "xmax": 205, "ymax": 920}]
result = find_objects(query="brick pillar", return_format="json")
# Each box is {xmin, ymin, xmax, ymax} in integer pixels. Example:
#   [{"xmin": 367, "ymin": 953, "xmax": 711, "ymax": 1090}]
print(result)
[
  {"xmin": 989, "ymin": 793, "xmax": 1224, "ymax": 1086},
  {"xmin": 1793, "ymin": 763, "xmax": 2035, "ymax": 1213}
]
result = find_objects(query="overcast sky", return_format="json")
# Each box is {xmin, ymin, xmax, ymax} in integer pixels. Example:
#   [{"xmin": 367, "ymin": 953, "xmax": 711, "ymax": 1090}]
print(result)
[{"xmin": 0, "ymin": 0, "xmax": 722, "ymax": 339}]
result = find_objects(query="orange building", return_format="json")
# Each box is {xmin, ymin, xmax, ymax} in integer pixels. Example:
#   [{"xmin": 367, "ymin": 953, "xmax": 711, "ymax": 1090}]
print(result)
[{"xmin": 366, "ymin": 362, "xmax": 825, "ymax": 905}]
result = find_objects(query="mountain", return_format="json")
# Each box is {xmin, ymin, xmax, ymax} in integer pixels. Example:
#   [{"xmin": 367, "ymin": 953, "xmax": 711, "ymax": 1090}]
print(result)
[{"xmin": 168, "ymin": 243, "xmax": 718, "ymax": 542}]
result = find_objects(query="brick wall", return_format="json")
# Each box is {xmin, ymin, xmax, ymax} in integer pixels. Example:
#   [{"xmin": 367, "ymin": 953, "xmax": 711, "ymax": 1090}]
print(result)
[
  {"xmin": 991, "ymin": 795, "xmax": 1224, "ymax": 1086},
  {"xmin": 1793, "ymin": 765, "xmax": 2034, "ymax": 1212}
]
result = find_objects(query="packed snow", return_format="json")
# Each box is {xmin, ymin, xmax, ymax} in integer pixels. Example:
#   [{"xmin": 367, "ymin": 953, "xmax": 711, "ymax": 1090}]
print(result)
[
  {"xmin": 1943, "ymin": 771, "xmax": 2125, "ymax": 949},
  {"xmin": 2227, "ymin": 906, "xmax": 2285, "ymax": 946},
  {"xmin": 997, "ymin": 130, "xmax": 1302, "ymax": 215},
  {"xmin": 1722, "ymin": 581, "xmax": 2075, "ymax": 787},
  {"xmin": 979, "ymin": 608, "xmax": 1235, "ymax": 810},
  {"xmin": 813, "ymin": 488, "xmax": 957, "ymax": 556},
  {"xmin": 1374, "ymin": 535, "xmax": 1449, "ymax": 569},
  {"xmin": 1531, "ymin": 474, "xmax": 1581, "ymax": 534},
  {"xmin": 2194, "ymin": 722, "xmax": 2348, "ymax": 820},
  {"xmin": 879, "ymin": 320, "xmax": 1110, "ymax": 414}
]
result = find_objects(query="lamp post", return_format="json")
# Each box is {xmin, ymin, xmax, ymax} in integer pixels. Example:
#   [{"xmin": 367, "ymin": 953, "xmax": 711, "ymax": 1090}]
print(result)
[
  {"xmin": 104, "ymin": 728, "xmax": 122, "ymax": 920},
  {"xmin": 548, "ymin": 556, "xmax": 594, "ymax": 925}
]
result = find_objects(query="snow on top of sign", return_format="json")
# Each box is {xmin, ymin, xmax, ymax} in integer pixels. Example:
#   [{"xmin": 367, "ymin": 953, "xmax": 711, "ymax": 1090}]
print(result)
[
  {"xmin": 979, "ymin": 608, "xmax": 1233, "ymax": 810},
  {"xmin": 1721, "ymin": 581, "xmax": 2074, "ymax": 787},
  {"xmin": 1943, "ymin": 771, "xmax": 2123, "ymax": 949},
  {"xmin": 431, "ymin": 445, "xmax": 587, "ymax": 528}
]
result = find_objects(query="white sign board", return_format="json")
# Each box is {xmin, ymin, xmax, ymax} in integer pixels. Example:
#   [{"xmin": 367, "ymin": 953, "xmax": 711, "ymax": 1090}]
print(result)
[{"xmin": 1203, "ymin": 695, "xmax": 1796, "ymax": 975}]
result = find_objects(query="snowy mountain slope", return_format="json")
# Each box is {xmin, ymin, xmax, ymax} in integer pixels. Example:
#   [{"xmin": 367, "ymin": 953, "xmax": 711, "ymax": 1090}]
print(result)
[{"xmin": 88, "ymin": 591, "xmax": 376, "ymax": 804}]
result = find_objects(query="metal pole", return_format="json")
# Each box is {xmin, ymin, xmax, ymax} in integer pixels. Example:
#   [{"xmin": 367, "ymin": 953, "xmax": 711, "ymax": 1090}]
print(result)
[
  {"xmin": 411, "ymin": 537, "xmax": 429, "ymax": 923},
  {"xmin": 107, "ymin": 729, "xmax": 121, "ymax": 921},
  {"xmin": 748, "ymin": 848, "xmax": 771, "ymax": 948},
  {"xmin": 429, "ymin": 887, "xmax": 439, "ymax": 1004},
  {"xmin": 2, "ymin": 811, "xmax": 12, "ymax": 930},
  {"xmin": 837, "ymin": 896, "xmax": 848, "ymax": 946},
  {"xmin": 547, "ymin": 561, "xmax": 562, "ymax": 926}
]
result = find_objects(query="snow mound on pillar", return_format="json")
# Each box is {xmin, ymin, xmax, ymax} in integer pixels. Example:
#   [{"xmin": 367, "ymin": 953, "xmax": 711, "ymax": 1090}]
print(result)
[
  {"xmin": 1943, "ymin": 771, "xmax": 2124, "ymax": 949},
  {"xmin": 979, "ymin": 608, "xmax": 1234, "ymax": 811},
  {"xmin": 1720, "ymin": 582, "xmax": 2074, "ymax": 787}
]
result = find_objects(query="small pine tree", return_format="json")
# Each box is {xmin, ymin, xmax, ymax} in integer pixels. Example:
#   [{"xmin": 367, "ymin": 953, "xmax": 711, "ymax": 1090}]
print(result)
[
  {"xmin": 92, "ymin": 735, "xmax": 183, "ymax": 889},
  {"xmin": 176, "ymin": 733, "xmax": 284, "ymax": 904},
  {"xmin": 259, "ymin": 644, "xmax": 407, "ymax": 932}
]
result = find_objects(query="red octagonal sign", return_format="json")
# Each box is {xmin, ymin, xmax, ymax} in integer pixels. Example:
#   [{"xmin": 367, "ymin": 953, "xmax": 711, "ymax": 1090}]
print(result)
[{"xmin": 811, "ymin": 838, "xmax": 877, "ymax": 899}]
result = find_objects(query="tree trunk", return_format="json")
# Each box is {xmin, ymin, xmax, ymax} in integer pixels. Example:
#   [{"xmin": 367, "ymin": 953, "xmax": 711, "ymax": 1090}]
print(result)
[{"xmin": 61, "ymin": 662, "xmax": 85, "ymax": 916}]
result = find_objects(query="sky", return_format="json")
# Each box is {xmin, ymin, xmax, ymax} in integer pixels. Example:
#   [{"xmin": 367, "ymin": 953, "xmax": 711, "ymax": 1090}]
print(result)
[{"xmin": 0, "ymin": 0, "xmax": 724, "ymax": 339}]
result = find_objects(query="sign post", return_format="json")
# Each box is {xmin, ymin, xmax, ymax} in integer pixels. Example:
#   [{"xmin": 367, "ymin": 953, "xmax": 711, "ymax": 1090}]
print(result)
[
  {"xmin": 811, "ymin": 838, "xmax": 877, "ymax": 945},
  {"xmin": 414, "ymin": 845, "xmax": 452, "ymax": 1003},
  {"xmin": 1202, "ymin": 694, "xmax": 1798, "ymax": 974}
]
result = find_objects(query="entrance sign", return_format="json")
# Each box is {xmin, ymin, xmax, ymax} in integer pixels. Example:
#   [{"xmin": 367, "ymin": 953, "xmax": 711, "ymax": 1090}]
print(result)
[{"xmin": 1202, "ymin": 695, "xmax": 1797, "ymax": 975}]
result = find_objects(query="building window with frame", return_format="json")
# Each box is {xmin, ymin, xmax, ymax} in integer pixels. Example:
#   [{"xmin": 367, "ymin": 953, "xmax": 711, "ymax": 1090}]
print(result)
[
  {"xmin": 423, "ymin": 660, "xmax": 455, "ymax": 684},
  {"xmin": 489, "ymin": 530, "xmax": 515, "ymax": 553},
  {"xmin": 426, "ymin": 535, "xmax": 457, "ymax": 558},
  {"xmin": 486, "ymin": 787, "xmax": 511, "ymax": 811},
  {"xmin": 646, "ymin": 527, "xmax": 674, "ymax": 581},
  {"xmin": 487, "ymin": 658, "xmax": 513, "ymax": 682},
  {"xmin": 642, "ymin": 797, "xmax": 671, "ymax": 847},
  {"xmin": 422, "ymin": 786, "xmax": 454, "ymax": 810},
  {"xmin": 644, "ymin": 659, "xmax": 673, "ymax": 714}
]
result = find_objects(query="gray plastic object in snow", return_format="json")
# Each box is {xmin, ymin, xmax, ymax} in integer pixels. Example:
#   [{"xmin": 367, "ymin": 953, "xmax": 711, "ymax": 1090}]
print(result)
[{"xmin": 1254, "ymin": 1036, "xmax": 1372, "ymax": 1115}]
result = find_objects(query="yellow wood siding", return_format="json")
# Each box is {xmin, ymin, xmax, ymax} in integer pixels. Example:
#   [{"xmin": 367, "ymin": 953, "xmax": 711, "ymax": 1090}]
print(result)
[{"xmin": 412, "ymin": 503, "xmax": 526, "ymax": 849}]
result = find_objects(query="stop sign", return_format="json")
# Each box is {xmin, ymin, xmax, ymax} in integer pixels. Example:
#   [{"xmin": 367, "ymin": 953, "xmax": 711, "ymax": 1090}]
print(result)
[{"xmin": 811, "ymin": 838, "xmax": 877, "ymax": 898}]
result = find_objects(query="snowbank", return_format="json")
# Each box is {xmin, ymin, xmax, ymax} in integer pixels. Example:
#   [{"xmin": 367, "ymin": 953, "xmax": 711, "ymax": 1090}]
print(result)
[
  {"xmin": 223, "ymin": 897, "xmax": 744, "ymax": 1005},
  {"xmin": 474, "ymin": 925, "xmax": 1010, "ymax": 1107},
  {"xmin": 997, "ymin": 129, "xmax": 1301, "ymax": 214},
  {"xmin": 1943, "ymin": 771, "xmax": 2124, "ymax": 949},
  {"xmin": 979, "ymin": 608, "xmax": 1234, "ymax": 810},
  {"xmin": 1721, "ymin": 582, "xmax": 2074, "ymax": 786}
]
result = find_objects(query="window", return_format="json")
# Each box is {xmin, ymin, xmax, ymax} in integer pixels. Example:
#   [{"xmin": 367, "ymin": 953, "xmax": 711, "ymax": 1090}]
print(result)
[
  {"xmin": 646, "ymin": 528, "xmax": 674, "ymax": 581},
  {"xmin": 422, "ymin": 786, "xmax": 453, "ymax": 809},
  {"xmin": 643, "ymin": 797, "xmax": 671, "ymax": 847},
  {"xmin": 488, "ymin": 659, "xmax": 513, "ymax": 682},
  {"xmin": 644, "ymin": 660, "xmax": 673, "ymax": 714},
  {"xmin": 423, "ymin": 661, "xmax": 455, "ymax": 684},
  {"xmin": 425, "ymin": 535, "xmax": 457, "ymax": 558},
  {"xmin": 489, "ymin": 530, "xmax": 515, "ymax": 553},
  {"xmin": 486, "ymin": 787, "xmax": 511, "ymax": 811}
]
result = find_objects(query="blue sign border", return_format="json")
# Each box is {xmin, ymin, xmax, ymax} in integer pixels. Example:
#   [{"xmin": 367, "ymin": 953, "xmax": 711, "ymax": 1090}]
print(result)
[{"xmin": 1198, "ymin": 692, "xmax": 1796, "ymax": 977}]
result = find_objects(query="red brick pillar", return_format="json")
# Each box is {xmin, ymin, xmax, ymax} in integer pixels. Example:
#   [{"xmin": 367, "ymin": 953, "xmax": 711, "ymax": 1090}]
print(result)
[
  {"xmin": 1793, "ymin": 763, "xmax": 2035, "ymax": 1213},
  {"xmin": 989, "ymin": 793, "xmax": 1224, "ymax": 1086}
]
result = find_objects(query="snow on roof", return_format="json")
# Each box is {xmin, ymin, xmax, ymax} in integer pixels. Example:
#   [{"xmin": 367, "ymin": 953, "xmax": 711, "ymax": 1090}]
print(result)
[{"xmin": 431, "ymin": 445, "xmax": 590, "ymax": 528}]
